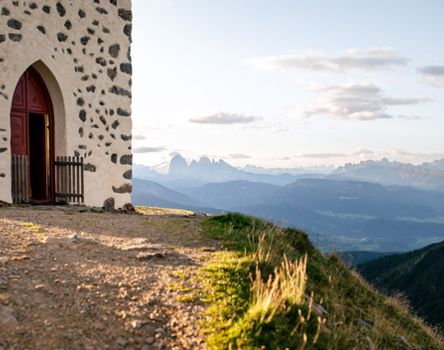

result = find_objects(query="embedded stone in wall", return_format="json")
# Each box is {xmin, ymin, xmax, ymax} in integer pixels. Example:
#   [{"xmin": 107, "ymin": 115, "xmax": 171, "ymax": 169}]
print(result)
[
  {"xmin": 107, "ymin": 67, "xmax": 117, "ymax": 81},
  {"xmin": 120, "ymin": 63, "xmax": 132, "ymax": 75},
  {"xmin": 103, "ymin": 197, "xmax": 115, "ymax": 210},
  {"xmin": 118, "ymin": 9, "xmax": 132, "ymax": 21},
  {"xmin": 8, "ymin": 33, "xmax": 22, "ymax": 41},
  {"xmin": 79, "ymin": 110, "xmax": 87, "ymax": 122},
  {"xmin": 123, "ymin": 170, "xmax": 132, "ymax": 180},
  {"xmin": 109, "ymin": 44, "xmax": 120, "ymax": 58},
  {"xmin": 123, "ymin": 24, "xmax": 132, "ymax": 42},
  {"xmin": 56, "ymin": 2, "xmax": 66, "ymax": 17},
  {"xmin": 84, "ymin": 163, "xmax": 96, "ymax": 172},
  {"xmin": 112, "ymin": 183, "xmax": 132, "ymax": 194},
  {"xmin": 7, "ymin": 19, "xmax": 22, "ymax": 30},
  {"xmin": 57, "ymin": 32, "xmax": 68, "ymax": 42},
  {"xmin": 120, "ymin": 154, "xmax": 132, "ymax": 165},
  {"xmin": 117, "ymin": 108, "xmax": 130, "ymax": 117},
  {"xmin": 110, "ymin": 85, "xmax": 131, "ymax": 97},
  {"xmin": 80, "ymin": 36, "xmax": 90, "ymax": 45}
]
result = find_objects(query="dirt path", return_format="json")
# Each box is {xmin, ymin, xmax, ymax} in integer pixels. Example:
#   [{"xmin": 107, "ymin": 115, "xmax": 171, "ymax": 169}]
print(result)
[{"xmin": 0, "ymin": 206, "xmax": 216, "ymax": 350}]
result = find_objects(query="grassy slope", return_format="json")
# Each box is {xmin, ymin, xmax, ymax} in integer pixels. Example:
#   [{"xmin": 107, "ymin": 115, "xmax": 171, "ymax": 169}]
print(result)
[
  {"xmin": 358, "ymin": 241, "xmax": 444, "ymax": 330},
  {"xmin": 198, "ymin": 213, "xmax": 443, "ymax": 350}
]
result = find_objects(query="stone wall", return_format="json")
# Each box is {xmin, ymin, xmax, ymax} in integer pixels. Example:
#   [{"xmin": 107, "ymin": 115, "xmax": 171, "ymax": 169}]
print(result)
[{"xmin": 0, "ymin": 0, "xmax": 133, "ymax": 208}]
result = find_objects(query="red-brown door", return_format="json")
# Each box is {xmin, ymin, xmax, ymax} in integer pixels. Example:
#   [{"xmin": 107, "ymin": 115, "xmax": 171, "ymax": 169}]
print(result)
[{"xmin": 10, "ymin": 67, "xmax": 54, "ymax": 202}]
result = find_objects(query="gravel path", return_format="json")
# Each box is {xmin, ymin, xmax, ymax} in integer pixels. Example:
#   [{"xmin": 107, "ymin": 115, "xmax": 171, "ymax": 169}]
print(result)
[{"xmin": 0, "ymin": 206, "xmax": 215, "ymax": 350}]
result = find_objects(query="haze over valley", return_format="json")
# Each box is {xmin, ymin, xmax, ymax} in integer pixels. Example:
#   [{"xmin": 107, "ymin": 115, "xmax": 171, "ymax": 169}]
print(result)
[{"xmin": 133, "ymin": 154, "xmax": 444, "ymax": 253}]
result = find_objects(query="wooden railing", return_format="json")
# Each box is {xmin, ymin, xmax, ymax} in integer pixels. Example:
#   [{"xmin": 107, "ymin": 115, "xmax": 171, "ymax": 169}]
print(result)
[
  {"xmin": 55, "ymin": 156, "xmax": 84, "ymax": 203},
  {"xmin": 11, "ymin": 155, "xmax": 29, "ymax": 204}
]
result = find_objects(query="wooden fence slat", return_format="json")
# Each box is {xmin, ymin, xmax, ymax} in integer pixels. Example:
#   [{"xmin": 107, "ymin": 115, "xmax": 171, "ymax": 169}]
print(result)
[
  {"xmin": 54, "ymin": 155, "xmax": 84, "ymax": 203},
  {"xmin": 11, "ymin": 155, "xmax": 29, "ymax": 204}
]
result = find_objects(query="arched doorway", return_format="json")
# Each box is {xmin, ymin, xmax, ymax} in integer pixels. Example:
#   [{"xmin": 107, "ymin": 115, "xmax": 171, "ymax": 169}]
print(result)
[{"xmin": 10, "ymin": 67, "xmax": 55, "ymax": 203}]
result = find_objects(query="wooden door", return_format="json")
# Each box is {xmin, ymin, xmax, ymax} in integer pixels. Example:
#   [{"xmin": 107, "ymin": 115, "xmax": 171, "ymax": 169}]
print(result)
[{"xmin": 10, "ymin": 67, "xmax": 55, "ymax": 202}]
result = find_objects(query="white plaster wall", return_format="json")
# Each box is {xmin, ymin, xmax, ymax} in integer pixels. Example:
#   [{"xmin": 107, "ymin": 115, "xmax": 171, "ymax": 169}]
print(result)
[{"xmin": 0, "ymin": 0, "xmax": 133, "ymax": 208}]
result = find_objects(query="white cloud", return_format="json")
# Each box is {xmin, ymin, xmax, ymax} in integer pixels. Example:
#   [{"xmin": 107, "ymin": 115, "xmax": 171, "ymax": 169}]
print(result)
[
  {"xmin": 133, "ymin": 146, "xmax": 167, "ymax": 153},
  {"xmin": 190, "ymin": 112, "xmax": 262, "ymax": 125},
  {"xmin": 228, "ymin": 153, "xmax": 252, "ymax": 159},
  {"xmin": 297, "ymin": 152, "xmax": 346, "ymax": 159},
  {"xmin": 419, "ymin": 65, "xmax": 444, "ymax": 87},
  {"xmin": 133, "ymin": 134, "xmax": 147, "ymax": 140},
  {"xmin": 250, "ymin": 48, "xmax": 407, "ymax": 73},
  {"xmin": 300, "ymin": 83, "xmax": 428, "ymax": 121}
]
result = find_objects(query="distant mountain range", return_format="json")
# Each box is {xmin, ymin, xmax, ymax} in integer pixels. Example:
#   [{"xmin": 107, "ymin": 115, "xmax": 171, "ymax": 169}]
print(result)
[
  {"xmin": 132, "ymin": 155, "xmax": 444, "ymax": 252},
  {"xmin": 332, "ymin": 158, "xmax": 444, "ymax": 191},
  {"xmin": 134, "ymin": 154, "xmax": 316, "ymax": 187},
  {"xmin": 358, "ymin": 240, "xmax": 444, "ymax": 329},
  {"xmin": 134, "ymin": 155, "xmax": 444, "ymax": 192}
]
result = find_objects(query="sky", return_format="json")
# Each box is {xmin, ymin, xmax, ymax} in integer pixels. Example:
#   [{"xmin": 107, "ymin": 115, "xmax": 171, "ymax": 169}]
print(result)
[{"xmin": 131, "ymin": 0, "xmax": 444, "ymax": 169}]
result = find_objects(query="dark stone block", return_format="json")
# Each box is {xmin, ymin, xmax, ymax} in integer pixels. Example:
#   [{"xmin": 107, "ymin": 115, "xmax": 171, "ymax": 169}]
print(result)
[
  {"xmin": 112, "ymin": 183, "xmax": 132, "ymax": 194},
  {"xmin": 121, "ymin": 134, "xmax": 131, "ymax": 141},
  {"xmin": 120, "ymin": 63, "xmax": 132, "ymax": 75},
  {"xmin": 37, "ymin": 26, "xmax": 46, "ymax": 34},
  {"xmin": 0, "ymin": 35, "xmax": 6, "ymax": 43},
  {"xmin": 86, "ymin": 85, "xmax": 96, "ymax": 93},
  {"xmin": 57, "ymin": 32, "xmax": 68, "ymax": 42},
  {"xmin": 111, "ymin": 120, "xmax": 120, "ymax": 129},
  {"xmin": 8, "ymin": 33, "xmax": 22, "ymax": 42},
  {"xmin": 84, "ymin": 163, "xmax": 96, "ymax": 172},
  {"xmin": 42, "ymin": 5, "xmax": 50, "ymax": 14},
  {"xmin": 98, "ymin": 134, "xmax": 104, "ymax": 140},
  {"xmin": 127, "ymin": 47, "xmax": 132, "ymax": 61},
  {"xmin": 103, "ymin": 26, "xmax": 110, "ymax": 34},
  {"xmin": 99, "ymin": 116, "xmax": 107, "ymax": 125},
  {"xmin": 78, "ymin": 9, "xmax": 86, "ymax": 18},
  {"xmin": 103, "ymin": 197, "xmax": 115, "ymax": 211},
  {"xmin": 109, "ymin": 85, "xmax": 131, "ymax": 98},
  {"xmin": 107, "ymin": 67, "xmax": 117, "ymax": 81},
  {"xmin": 96, "ymin": 7, "xmax": 108, "ymax": 14},
  {"xmin": 29, "ymin": 3, "xmax": 38, "ymax": 10},
  {"xmin": 120, "ymin": 154, "xmax": 132, "ymax": 165},
  {"xmin": 118, "ymin": 8, "xmax": 132, "ymax": 21},
  {"xmin": 79, "ymin": 127, "xmax": 84, "ymax": 137},
  {"xmin": 111, "ymin": 153, "xmax": 117, "ymax": 163},
  {"xmin": 64, "ymin": 20, "xmax": 72, "ymax": 30},
  {"xmin": 123, "ymin": 24, "xmax": 132, "ymax": 42},
  {"xmin": 109, "ymin": 44, "xmax": 120, "ymax": 58},
  {"xmin": 123, "ymin": 170, "xmax": 132, "ymax": 180},
  {"xmin": 92, "ymin": 20, "xmax": 99, "ymax": 26},
  {"xmin": 80, "ymin": 36, "xmax": 90, "ymax": 45},
  {"xmin": 110, "ymin": 0, "xmax": 118, "ymax": 6},
  {"xmin": 7, "ymin": 19, "xmax": 22, "ymax": 30},
  {"xmin": 77, "ymin": 97, "xmax": 85, "ymax": 106},
  {"xmin": 75, "ymin": 65, "xmax": 84, "ymax": 72},
  {"xmin": 88, "ymin": 132, "xmax": 93, "ymax": 139},
  {"xmin": 79, "ymin": 110, "xmax": 87, "ymax": 122},
  {"xmin": 56, "ymin": 2, "xmax": 66, "ymax": 17},
  {"xmin": 87, "ymin": 27, "xmax": 95, "ymax": 35},
  {"xmin": 96, "ymin": 57, "xmax": 107, "ymax": 66},
  {"xmin": 0, "ymin": 148, "xmax": 7, "ymax": 153},
  {"xmin": 117, "ymin": 108, "xmax": 130, "ymax": 117},
  {"xmin": 2, "ymin": 7, "xmax": 10, "ymax": 16}
]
